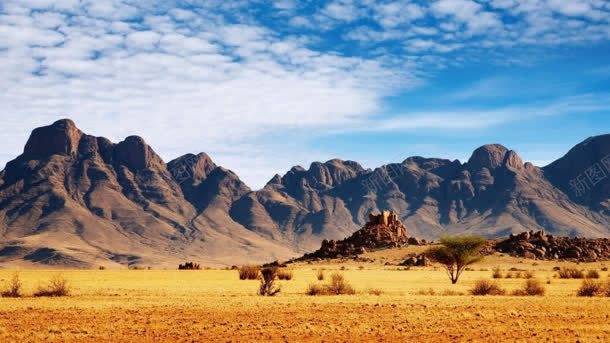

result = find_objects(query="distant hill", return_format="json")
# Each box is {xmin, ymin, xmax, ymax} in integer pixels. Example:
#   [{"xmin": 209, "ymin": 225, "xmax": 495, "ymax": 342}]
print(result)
[{"xmin": 0, "ymin": 119, "xmax": 609, "ymax": 268}]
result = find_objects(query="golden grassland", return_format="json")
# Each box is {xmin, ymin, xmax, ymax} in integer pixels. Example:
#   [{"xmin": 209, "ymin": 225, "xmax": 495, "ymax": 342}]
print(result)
[{"xmin": 0, "ymin": 254, "xmax": 609, "ymax": 342}]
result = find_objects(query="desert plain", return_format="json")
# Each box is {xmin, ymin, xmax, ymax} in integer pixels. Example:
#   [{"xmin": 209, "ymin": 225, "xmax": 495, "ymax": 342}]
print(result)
[{"xmin": 0, "ymin": 250, "xmax": 609, "ymax": 343}]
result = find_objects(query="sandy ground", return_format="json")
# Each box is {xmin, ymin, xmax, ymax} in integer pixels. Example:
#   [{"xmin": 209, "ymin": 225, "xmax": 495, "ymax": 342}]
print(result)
[{"xmin": 0, "ymin": 256, "xmax": 609, "ymax": 342}]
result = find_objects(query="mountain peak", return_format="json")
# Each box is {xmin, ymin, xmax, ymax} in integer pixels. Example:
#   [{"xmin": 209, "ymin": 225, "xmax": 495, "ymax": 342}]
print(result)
[
  {"xmin": 468, "ymin": 144, "xmax": 510, "ymax": 171},
  {"xmin": 115, "ymin": 135, "xmax": 161, "ymax": 171},
  {"xmin": 23, "ymin": 118, "xmax": 83, "ymax": 158}
]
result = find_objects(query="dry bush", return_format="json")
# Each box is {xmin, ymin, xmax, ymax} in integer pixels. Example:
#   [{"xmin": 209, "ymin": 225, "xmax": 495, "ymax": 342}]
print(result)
[
  {"xmin": 470, "ymin": 279, "xmax": 506, "ymax": 296},
  {"xmin": 514, "ymin": 272, "xmax": 523, "ymax": 279},
  {"xmin": 524, "ymin": 271, "xmax": 535, "ymax": 279},
  {"xmin": 316, "ymin": 270, "xmax": 325, "ymax": 281},
  {"xmin": 492, "ymin": 267, "xmax": 502, "ymax": 279},
  {"xmin": 367, "ymin": 288, "xmax": 383, "ymax": 296},
  {"xmin": 276, "ymin": 269, "xmax": 293, "ymax": 281},
  {"xmin": 601, "ymin": 266, "xmax": 608, "ymax": 272},
  {"xmin": 358, "ymin": 266, "xmax": 365, "ymax": 270},
  {"xmin": 306, "ymin": 283, "xmax": 325, "ymax": 296},
  {"xmin": 306, "ymin": 273, "xmax": 355, "ymax": 296},
  {"xmin": 505, "ymin": 272, "xmax": 513, "ymax": 279},
  {"xmin": 34, "ymin": 274, "xmax": 70, "ymax": 297},
  {"xmin": 586, "ymin": 270, "xmax": 600, "ymax": 279},
  {"xmin": 512, "ymin": 279, "xmax": 545, "ymax": 296},
  {"xmin": 558, "ymin": 268, "xmax": 584, "ymax": 279},
  {"xmin": 327, "ymin": 273, "xmax": 355, "ymax": 295},
  {"xmin": 238, "ymin": 265, "xmax": 261, "ymax": 280},
  {"xmin": 1, "ymin": 272, "xmax": 22, "ymax": 298},
  {"xmin": 577, "ymin": 279, "xmax": 604, "ymax": 297},
  {"xmin": 258, "ymin": 267, "xmax": 280, "ymax": 296}
]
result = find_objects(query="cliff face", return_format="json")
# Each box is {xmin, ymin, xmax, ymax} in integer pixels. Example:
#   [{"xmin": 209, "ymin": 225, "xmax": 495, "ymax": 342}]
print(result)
[{"xmin": 1, "ymin": 119, "xmax": 610, "ymax": 268}]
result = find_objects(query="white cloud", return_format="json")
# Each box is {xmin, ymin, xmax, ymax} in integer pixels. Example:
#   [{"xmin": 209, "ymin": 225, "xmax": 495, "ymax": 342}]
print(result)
[{"xmin": 1, "ymin": 0, "xmax": 610, "ymax": 188}]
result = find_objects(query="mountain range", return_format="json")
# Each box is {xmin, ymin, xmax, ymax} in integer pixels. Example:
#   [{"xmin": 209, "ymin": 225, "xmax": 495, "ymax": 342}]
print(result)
[{"xmin": 0, "ymin": 119, "xmax": 609, "ymax": 268}]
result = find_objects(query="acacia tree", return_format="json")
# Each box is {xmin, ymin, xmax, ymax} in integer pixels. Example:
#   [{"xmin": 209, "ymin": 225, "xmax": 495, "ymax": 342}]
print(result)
[{"xmin": 426, "ymin": 236, "xmax": 487, "ymax": 284}]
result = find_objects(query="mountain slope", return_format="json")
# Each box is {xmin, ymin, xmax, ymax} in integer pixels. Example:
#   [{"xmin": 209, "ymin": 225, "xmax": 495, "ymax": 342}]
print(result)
[
  {"xmin": 0, "ymin": 120, "xmax": 293, "ymax": 268},
  {"xmin": 1, "ymin": 119, "xmax": 609, "ymax": 268}
]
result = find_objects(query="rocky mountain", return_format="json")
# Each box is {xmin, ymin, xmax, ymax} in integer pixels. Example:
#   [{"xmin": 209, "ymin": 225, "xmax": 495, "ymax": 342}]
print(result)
[
  {"xmin": 0, "ymin": 119, "xmax": 293, "ymax": 268},
  {"xmin": 1, "ymin": 119, "xmax": 609, "ymax": 268}
]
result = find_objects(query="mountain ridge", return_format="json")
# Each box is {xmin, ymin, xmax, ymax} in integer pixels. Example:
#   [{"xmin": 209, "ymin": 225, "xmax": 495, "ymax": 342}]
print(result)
[{"xmin": 1, "ymin": 119, "xmax": 609, "ymax": 268}]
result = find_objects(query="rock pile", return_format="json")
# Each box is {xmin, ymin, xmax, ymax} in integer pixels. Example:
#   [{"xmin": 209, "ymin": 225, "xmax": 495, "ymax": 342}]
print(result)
[
  {"xmin": 494, "ymin": 230, "xmax": 610, "ymax": 261},
  {"xmin": 300, "ymin": 211, "xmax": 414, "ymax": 259}
]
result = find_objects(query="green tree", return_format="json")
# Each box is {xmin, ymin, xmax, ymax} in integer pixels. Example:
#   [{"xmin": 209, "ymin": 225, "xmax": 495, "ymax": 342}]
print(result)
[{"xmin": 426, "ymin": 236, "xmax": 487, "ymax": 284}]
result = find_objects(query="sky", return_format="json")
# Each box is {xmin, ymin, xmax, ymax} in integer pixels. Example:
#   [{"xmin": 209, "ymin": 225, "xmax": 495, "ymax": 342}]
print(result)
[{"xmin": 1, "ymin": 0, "xmax": 610, "ymax": 189}]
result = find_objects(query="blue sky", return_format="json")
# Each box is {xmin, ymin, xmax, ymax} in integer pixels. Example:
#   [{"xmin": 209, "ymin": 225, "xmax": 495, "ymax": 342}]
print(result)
[{"xmin": 1, "ymin": 0, "xmax": 610, "ymax": 188}]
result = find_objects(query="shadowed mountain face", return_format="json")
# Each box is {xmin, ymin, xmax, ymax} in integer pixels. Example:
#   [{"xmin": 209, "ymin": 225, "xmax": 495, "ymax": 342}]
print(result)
[{"xmin": 1, "ymin": 119, "xmax": 609, "ymax": 268}]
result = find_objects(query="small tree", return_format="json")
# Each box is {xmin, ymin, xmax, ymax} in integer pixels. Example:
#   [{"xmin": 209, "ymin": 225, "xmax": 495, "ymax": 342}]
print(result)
[
  {"xmin": 258, "ymin": 267, "xmax": 280, "ymax": 296},
  {"xmin": 426, "ymin": 236, "xmax": 486, "ymax": 284}
]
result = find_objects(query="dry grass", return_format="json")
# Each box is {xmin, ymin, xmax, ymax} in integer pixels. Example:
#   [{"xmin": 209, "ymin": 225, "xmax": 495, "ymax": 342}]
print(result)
[
  {"xmin": 307, "ymin": 273, "xmax": 356, "ymax": 296},
  {"xmin": 277, "ymin": 269, "xmax": 293, "ymax": 281},
  {"xmin": 238, "ymin": 265, "xmax": 260, "ymax": 280},
  {"xmin": 586, "ymin": 270, "xmax": 600, "ymax": 279},
  {"xmin": 577, "ymin": 279, "xmax": 606, "ymax": 297},
  {"xmin": 512, "ymin": 279, "xmax": 546, "ymax": 296},
  {"xmin": 1, "ymin": 272, "xmax": 22, "ymax": 298},
  {"xmin": 470, "ymin": 279, "xmax": 506, "ymax": 296},
  {"xmin": 558, "ymin": 268, "xmax": 585, "ymax": 279},
  {"xmin": 33, "ymin": 274, "xmax": 70, "ymax": 297},
  {"xmin": 0, "ymin": 256, "xmax": 608, "ymax": 342}
]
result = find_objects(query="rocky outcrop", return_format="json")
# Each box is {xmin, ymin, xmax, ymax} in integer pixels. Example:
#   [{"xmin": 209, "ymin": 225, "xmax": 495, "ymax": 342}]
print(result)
[
  {"xmin": 298, "ymin": 211, "xmax": 411, "ymax": 259},
  {"xmin": 494, "ymin": 230, "xmax": 610, "ymax": 261}
]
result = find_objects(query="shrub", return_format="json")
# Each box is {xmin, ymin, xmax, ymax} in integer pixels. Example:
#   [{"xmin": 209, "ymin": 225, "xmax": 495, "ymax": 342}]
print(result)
[
  {"xmin": 586, "ymin": 270, "xmax": 600, "ymax": 279},
  {"xmin": 492, "ymin": 267, "xmax": 502, "ymax": 279},
  {"xmin": 98, "ymin": 266, "xmax": 106, "ymax": 270},
  {"xmin": 258, "ymin": 267, "xmax": 280, "ymax": 296},
  {"xmin": 505, "ymin": 272, "xmax": 513, "ymax": 279},
  {"xmin": 1, "ymin": 272, "xmax": 22, "ymax": 298},
  {"xmin": 276, "ymin": 269, "xmax": 293, "ymax": 281},
  {"xmin": 577, "ymin": 279, "xmax": 604, "ymax": 297},
  {"xmin": 470, "ymin": 279, "xmax": 506, "ymax": 296},
  {"xmin": 524, "ymin": 271, "xmax": 535, "ymax": 279},
  {"xmin": 238, "ymin": 265, "xmax": 261, "ymax": 280},
  {"xmin": 367, "ymin": 288, "xmax": 383, "ymax": 296},
  {"xmin": 316, "ymin": 270, "xmax": 325, "ymax": 281},
  {"xmin": 601, "ymin": 266, "xmax": 608, "ymax": 272},
  {"xmin": 306, "ymin": 273, "xmax": 355, "ymax": 296},
  {"xmin": 327, "ymin": 273, "xmax": 355, "ymax": 295},
  {"xmin": 514, "ymin": 272, "xmax": 523, "ymax": 279},
  {"xmin": 558, "ymin": 268, "xmax": 584, "ymax": 279},
  {"xmin": 34, "ymin": 274, "xmax": 70, "ymax": 297},
  {"xmin": 552, "ymin": 266, "xmax": 561, "ymax": 271},
  {"xmin": 306, "ymin": 283, "xmax": 324, "ymax": 296},
  {"xmin": 513, "ymin": 279, "xmax": 545, "ymax": 296},
  {"xmin": 358, "ymin": 266, "xmax": 365, "ymax": 270}
]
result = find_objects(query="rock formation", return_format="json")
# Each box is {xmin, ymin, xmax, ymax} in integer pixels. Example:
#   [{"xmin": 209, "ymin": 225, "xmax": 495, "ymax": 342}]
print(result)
[
  {"xmin": 299, "ymin": 211, "xmax": 411, "ymax": 259},
  {"xmin": 494, "ymin": 230, "xmax": 610, "ymax": 261}
]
